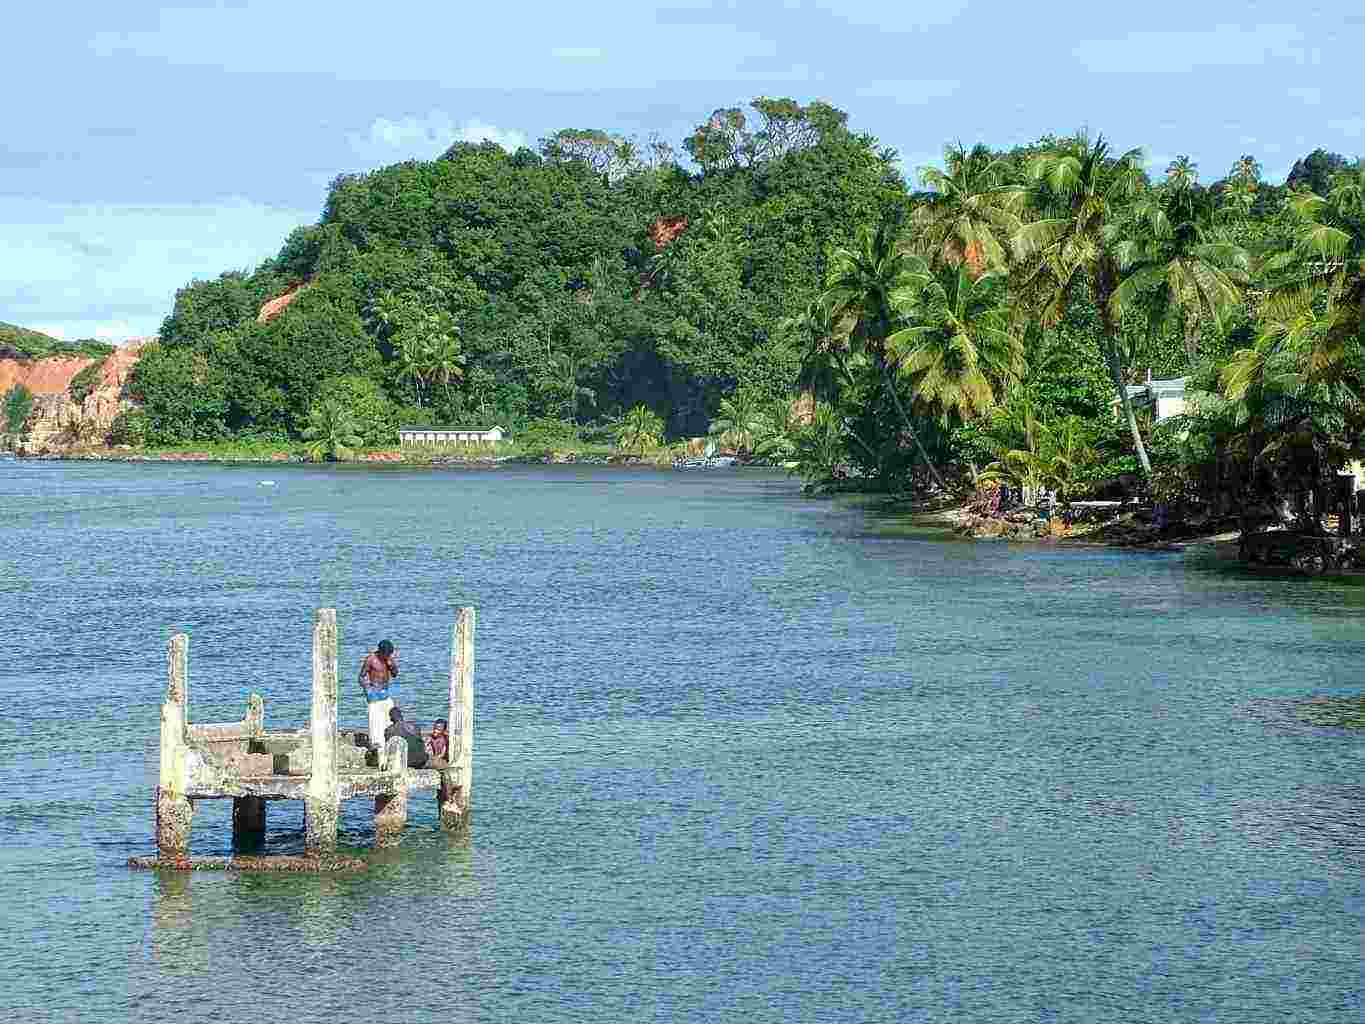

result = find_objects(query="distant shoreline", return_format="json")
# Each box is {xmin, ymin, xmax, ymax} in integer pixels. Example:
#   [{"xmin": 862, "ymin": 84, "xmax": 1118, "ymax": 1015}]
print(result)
[{"xmin": 8, "ymin": 447, "xmax": 777, "ymax": 472}]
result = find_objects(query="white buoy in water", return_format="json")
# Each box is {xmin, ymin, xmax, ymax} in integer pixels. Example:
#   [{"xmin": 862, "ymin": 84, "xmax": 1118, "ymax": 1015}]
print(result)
[{"xmin": 258, "ymin": 480, "xmax": 276, "ymax": 487}]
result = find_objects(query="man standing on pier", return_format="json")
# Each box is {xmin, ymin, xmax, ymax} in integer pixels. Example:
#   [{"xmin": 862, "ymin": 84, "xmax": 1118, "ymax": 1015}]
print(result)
[{"xmin": 358, "ymin": 639, "xmax": 399, "ymax": 750}]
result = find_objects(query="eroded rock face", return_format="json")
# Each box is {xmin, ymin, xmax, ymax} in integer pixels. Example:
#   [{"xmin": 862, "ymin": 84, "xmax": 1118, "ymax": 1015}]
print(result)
[
  {"xmin": 9, "ymin": 341, "xmax": 148, "ymax": 454},
  {"xmin": 257, "ymin": 283, "xmax": 307, "ymax": 323}
]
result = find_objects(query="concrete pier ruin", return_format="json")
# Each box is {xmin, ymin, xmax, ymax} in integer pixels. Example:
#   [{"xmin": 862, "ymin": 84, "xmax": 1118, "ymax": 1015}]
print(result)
[{"xmin": 140, "ymin": 606, "xmax": 475, "ymax": 868}]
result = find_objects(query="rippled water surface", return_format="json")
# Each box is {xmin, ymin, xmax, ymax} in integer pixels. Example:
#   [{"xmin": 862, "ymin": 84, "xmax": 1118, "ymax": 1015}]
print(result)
[{"xmin": 2, "ymin": 461, "xmax": 1363, "ymax": 1023}]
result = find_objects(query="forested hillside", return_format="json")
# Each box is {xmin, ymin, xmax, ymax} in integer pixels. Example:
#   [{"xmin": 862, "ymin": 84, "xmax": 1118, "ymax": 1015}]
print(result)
[
  {"xmin": 130, "ymin": 100, "xmax": 903, "ymax": 446},
  {"xmin": 123, "ymin": 98, "xmax": 1364, "ymax": 511}
]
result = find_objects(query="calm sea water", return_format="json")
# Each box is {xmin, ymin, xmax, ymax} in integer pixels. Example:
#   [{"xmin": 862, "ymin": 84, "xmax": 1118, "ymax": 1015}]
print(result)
[{"xmin": 1, "ymin": 461, "xmax": 1362, "ymax": 1023}]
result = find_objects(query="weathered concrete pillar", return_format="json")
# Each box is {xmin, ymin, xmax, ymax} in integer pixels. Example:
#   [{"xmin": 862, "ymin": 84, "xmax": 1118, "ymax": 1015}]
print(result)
[
  {"xmin": 374, "ymin": 736, "xmax": 408, "ymax": 847},
  {"xmin": 304, "ymin": 608, "xmax": 340, "ymax": 856},
  {"xmin": 245, "ymin": 692, "xmax": 265, "ymax": 737},
  {"xmin": 156, "ymin": 633, "xmax": 194, "ymax": 858},
  {"xmin": 440, "ymin": 607, "xmax": 475, "ymax": 831},
  {"xmin": 232, "ymin": 796, "xmax": 267, "ymax": 838}
]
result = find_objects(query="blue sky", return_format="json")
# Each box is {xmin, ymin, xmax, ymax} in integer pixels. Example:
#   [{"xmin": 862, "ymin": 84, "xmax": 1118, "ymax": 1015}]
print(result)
[{"xmin": 4, "ymin": 0, "xmax": 1359, "ymax": 340}]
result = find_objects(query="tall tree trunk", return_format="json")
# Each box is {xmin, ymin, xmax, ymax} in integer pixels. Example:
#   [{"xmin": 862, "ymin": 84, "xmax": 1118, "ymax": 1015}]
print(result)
[
  {"xmin": 878, "ymin": 358, "xmax": 947, "ymax": 491},
  {"xmin": 1183, "ymin": 310, "xmax": 1200, "ymax": 363},
  {"xmin": 1095, "ymin": 279, "xmax": 1153, "ymax": 477}
]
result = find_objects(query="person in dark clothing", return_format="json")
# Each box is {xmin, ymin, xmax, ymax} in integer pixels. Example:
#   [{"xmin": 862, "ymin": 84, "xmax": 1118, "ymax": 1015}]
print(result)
[
  {"xmin": 425, "ymin": 718, "xmax": 449, "ymax": 769},
  {"xmin": 383, "ymin": 705, "xmax": 429, "ymax": 768}
]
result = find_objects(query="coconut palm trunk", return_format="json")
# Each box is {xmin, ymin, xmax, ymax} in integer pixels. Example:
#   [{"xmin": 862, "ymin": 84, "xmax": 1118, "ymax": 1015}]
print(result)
[
  {"xmin": 1094, "ymin": 270, "xmax": 1153, "ymax": 476},
  {"xmin": 1183, "ymin": 310, "xmax": 1201, "ymax": 363},
  {"xmin": 877, "ymin": 348, "xmax": 947, "ymax": 491}
]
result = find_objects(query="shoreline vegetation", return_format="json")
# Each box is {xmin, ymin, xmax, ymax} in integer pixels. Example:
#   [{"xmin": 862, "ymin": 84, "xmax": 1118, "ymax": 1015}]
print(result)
[{"xmin": 5, "ymin": 103, "xmax": 1365, "ymax": 580}]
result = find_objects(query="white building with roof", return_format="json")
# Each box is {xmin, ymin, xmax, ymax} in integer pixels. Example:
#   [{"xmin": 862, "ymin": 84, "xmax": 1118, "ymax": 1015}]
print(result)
[
  {"xmin": 398, "ymin": 425, "xmax": 508, "ymax": 447},
  {"xmin": 1117, "ymin": 373, "xmax": 1188, "ymax": 422}
]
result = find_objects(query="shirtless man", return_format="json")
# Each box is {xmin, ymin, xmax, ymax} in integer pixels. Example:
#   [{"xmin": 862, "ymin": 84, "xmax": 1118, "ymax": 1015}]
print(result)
[{"xmin": 358, "ymin": 639, "xmax": 399, "ymax": 750}]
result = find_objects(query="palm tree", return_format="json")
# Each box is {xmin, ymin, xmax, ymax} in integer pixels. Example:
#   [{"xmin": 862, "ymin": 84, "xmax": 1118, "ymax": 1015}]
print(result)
[
  {"xmin": 1111, "ymin": 180, "xmax": 1251, "ymax": 362},
  {"xmin": 914, "ymin": 142, "xmax": 1023, "ymax": 276},
  {"xmin": 1260, "ymin": 165, "xmax": 1365, "ymax": 356},
  {"xmin": 1012, "ymin": 133, "xmax": 1154, "ymax": 475},
  {"xmin": 822, "ymin": 222, "xmax": 948, "ymax": 489},
  {"xmin": 1164, "ymin": 155, "xmax": 1198, "ymax": 190},
  {"xmin": 978, "ymin": 398, "xmax": 1095, "ymax": 503},
  {"xmin": 781, "ymin": 296, "xmax": 886, "ymax": 468},
  {"xmin": 788, "ymin": 402, "xmax": 848, "ymax": 484},
  {"xmin": 1230, "ymin": 155, "xmax": 1262, "ymax": 185},
  {"xmin": 753, "ymin": 397, "xmax": 799, "ymax": 461},
  {"xmin": 1211, "ymin": 291, "xmax": 1365, "ymax": 534},
  {"xmin": 395, "ymin": 333, "xmax": 431, "ymax": 407},
  {"xmin": 539, "ymin": 351, "xmax": 596, "ymax": 420},
  {"xmin": 888, "ymin": 265, "xmax": 1024, "ymax": 424},
  {"xmin": 1223, "ymin": 154, "xmax": 1263, "ymax": 219},
  {"xmin": 302, "ymin": 399, "xmax": 364, "ymax": 462},
  {"xmin": 784, "ymin": 296, "xmax": 849, "ymax": 403},
  {"xmin": 708, "ymin": 389, "xmax": 769, "ymax": 453},
  {"xmin": 617, "ymin": 404, "xmax": 664, "ymax": 455},
  {"xmin": 427, "ymin": 326, "xmax": 465, "ymax": 407}
]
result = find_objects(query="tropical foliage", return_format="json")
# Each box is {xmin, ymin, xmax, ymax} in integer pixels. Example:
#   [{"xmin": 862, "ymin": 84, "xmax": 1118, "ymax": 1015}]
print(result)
[
  {"xmin": 99, "ymin": 101, "xmax": 1361, "ymax": 507},
  {"xmin": 3, "ymin": 384, "xmax": 34, "ymax": 435},
  {"xmin": 302, "ymin": 399, "xmax": 365, "ymax": 462},
  {"xmin": 617, "ymin": 404, "xmax": 665, "ymax": 454}
]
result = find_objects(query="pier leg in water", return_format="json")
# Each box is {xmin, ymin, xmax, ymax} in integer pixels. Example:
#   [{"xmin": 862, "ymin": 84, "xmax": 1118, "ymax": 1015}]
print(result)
[
  {"xmin": 374, "ymin": 737, "xmax": 409, "ymax": 847},
  {"xmin": 232, "ymin": 797, "xmax": 267, "ymax": 846},
  {"xmin": 440, "ymin": 607, "xmax": 475, "ymax": 831},
  {"xmin": 305, "ymin": 608, "xmax": 340, "ymax": 856},
  {"xmin": 156, "ymin": 633, "xmax": 194, "ymax": 858}
]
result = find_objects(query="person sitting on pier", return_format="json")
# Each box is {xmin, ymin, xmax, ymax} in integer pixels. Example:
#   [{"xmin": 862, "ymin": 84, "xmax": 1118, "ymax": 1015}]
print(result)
[
  {"xmin": 425, "ymin": 718, "xmax": 449, "ymax": 769},
  {"xmin": 384, "ymin": 705, "xmax": 429, "ymax": 768},
  {"xmin": 358, "ymin": 639, "xmax": 399, "ymax": 750}
]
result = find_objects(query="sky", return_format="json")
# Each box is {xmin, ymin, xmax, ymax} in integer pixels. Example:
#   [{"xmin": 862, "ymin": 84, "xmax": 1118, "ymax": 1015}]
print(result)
[{"xmin": 3, "ymin": 0, "xmax": 1361, "ymax": 341}]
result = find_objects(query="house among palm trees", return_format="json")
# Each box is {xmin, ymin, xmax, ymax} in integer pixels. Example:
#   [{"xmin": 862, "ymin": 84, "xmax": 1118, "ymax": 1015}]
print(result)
[
  {"xmin": 1116, "ymin": 372, "xmax": 1188, "ymax": 422},
  {"xmin": 398, "ymin": 425, "xmax": 508, "ymax": 447}
]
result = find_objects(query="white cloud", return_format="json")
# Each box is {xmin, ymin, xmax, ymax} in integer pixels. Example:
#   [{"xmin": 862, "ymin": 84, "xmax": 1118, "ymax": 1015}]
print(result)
[
  {"xmin": 0, "ymin": 196, "xmax": 314, "ymax": 340},
  {"xmin": 349, "ymin": 112, "xmax": 528, "ymax": 163},
  {"xmin": 454, "ymin": 118, "xmax": 529, "ymax": 152}
]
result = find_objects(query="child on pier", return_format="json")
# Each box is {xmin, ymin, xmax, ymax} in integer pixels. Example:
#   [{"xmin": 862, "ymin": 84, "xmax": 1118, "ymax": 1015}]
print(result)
[{"xmin": 426, "ymin": 718, "xmax": 449, "ymax": 769}]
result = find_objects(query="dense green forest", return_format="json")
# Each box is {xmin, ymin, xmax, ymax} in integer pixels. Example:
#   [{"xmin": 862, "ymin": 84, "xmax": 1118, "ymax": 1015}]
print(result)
[
  {"xmin": 0, "ymin": 322, "xmax": 113, "ymax": 361},
  {"xmin": 122, "ymin": 98, "xmax": 1365, "ymax": 511}
]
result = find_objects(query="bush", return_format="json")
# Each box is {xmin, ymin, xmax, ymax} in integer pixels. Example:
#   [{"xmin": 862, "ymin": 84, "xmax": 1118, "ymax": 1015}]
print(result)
[
  {"xmin": 517, "ymin": 417, "xmax": 580, "ymax": 452},
  {"xmin": 107, "ymin": 408, "xmax": 149, "ymax": 446},
  {"xmin": 4, "ymin": 383, "xmax": 34, "ymax": 434},
  {"xmin": 129, "ymin": 341, "xmax": 230, "ymax": 444},
  {"xmin": 314, "ymin": 375, "xmax": 398, "ymax": 447},
  {"xmin": 68, "ymin": 358, "xmax": 107, "ymax": 402}
]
